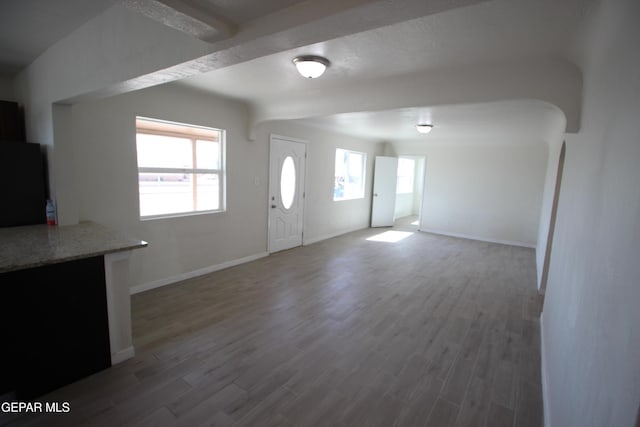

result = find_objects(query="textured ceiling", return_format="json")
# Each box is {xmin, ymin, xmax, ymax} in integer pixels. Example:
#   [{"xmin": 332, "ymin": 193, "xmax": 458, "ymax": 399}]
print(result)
[
  {"xmin": 0, "ymin": 0, "xmax": 595, "ymax": 142},
  {"xmin": 292, "ymin": 100, "xmax": 564, "ymax": 143},
  {"xmin": 190, "ymin": 0, "xmax": 304, "ymax": 25},
  {"xmin": 177, "ymin": 0, "xmax": 594, "ymax": 103},
  {"xmin": 0, "ymin": 0, "xmax": 310, "ymax": 77},
  {"xmin": 175, "ymin": 0, "xmax": 593, "ymax": 141},
  {"xmin": 0, "ymin": 0, "xmax": 118, "ymax": 76}
]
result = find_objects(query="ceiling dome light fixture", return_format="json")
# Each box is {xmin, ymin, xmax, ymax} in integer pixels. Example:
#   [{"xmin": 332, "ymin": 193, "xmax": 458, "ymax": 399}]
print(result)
[
  {"xmin": 416, "ymin": 124, "xmax": 434, "ymax": 134},
  {"xmin": 293, "ymin": 55, "xmax": 330, "ymax": 79}
]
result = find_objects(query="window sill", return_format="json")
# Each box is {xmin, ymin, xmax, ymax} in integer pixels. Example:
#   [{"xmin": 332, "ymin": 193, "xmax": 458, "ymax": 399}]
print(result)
[
  {"xmin": 140, "ymin": 209, "xmax": 225, "ymax": 221},
  {"xmin": 333, "ymin": 197, "xmax": 365, "ymax": 202}
]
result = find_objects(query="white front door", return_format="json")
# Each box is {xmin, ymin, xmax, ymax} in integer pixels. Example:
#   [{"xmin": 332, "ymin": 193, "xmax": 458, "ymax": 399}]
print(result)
[
  {"xmin": 371, "ymin": 156, "xmax": 398, "ymax": 227},
  {"xmin": 268, "ymin": 136, "xmax": 307, "ymax": 253}
]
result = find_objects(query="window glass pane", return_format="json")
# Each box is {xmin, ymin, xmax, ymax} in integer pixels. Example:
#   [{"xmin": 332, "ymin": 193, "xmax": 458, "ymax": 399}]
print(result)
[
  {"xmin": 136, "ymin": 134, "xmax": 193, "ymax": 168},
  {"xmin": 138, "ymin": 172, "xmax": 193, "ymax": 216},
  {"xmin": 397, "ymin": 158, "xmax": 415, "ymax": 194},
  {"xmin": 280, "ymin": 156, "xmax": 296, "ymax": 209},
  {"xmin": 195, "ymin": 174, "xmax": 219, "ymax": 211},
  {"xmin": 136, "ymin": 117, "xmax": 226, "ymax": 218},
  {"xmin": 345, "ymin": 152, "xmax": 363, "ymax": 199},
  {"xmin": 334, "ymin": 149, "xmax": 346, "ymax": 199},
  {"xmin": 348, "ymin": 153, "xmax": 363, "ymax": 177},
  {"xmin": 334, "ymin": 149, "xmax": 365, "ymax": 200},
  {"xmin": 196, "ymin": 139, "xmax": 220, "ymax": 169}
]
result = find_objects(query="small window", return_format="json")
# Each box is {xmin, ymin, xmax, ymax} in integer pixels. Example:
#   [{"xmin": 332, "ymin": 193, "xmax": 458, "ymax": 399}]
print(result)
[
  {"xmin": 280, "ymin": 156, "xmax": 296, "ymax": 210},
  {"xmin": 396, "ymin": 157, "xmax": 415, "ymax": 194},
  {"xmin": 334, "ymin": 148, "xmax": 366, "ymax": 201},
  {"xmin": 136, "ymin": 117, "xmax": 225, "ymax": 219}
]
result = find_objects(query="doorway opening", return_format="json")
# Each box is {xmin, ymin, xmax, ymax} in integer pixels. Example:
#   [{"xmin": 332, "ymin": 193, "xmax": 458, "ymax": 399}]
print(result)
[{"xmin": 393, "ymin": 156, "xmax": 425, "ymax": 231}]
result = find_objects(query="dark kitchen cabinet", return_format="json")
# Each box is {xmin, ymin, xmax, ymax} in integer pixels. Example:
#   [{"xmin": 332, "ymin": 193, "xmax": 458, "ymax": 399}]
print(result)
[{"xmin": 0, "ymin": 256, "xmax": 112, "ymax": 400}]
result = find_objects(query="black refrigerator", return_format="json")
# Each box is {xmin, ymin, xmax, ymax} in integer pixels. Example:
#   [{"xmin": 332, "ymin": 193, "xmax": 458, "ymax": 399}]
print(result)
[{"xmin": 0, "ymin": 140, "xmax": 47, "ymax": 227}]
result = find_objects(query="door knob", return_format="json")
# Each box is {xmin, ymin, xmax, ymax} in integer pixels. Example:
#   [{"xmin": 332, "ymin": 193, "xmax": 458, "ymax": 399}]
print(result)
[{"xmin": 271, "ymin": 204, "xmax": 277, "ymax": 208}]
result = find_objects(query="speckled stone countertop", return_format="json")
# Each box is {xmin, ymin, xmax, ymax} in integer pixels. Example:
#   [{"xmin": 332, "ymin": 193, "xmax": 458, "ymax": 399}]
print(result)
[{"xmin": 0, "ymin": 221, "xmax": 147, "ymax": 274}]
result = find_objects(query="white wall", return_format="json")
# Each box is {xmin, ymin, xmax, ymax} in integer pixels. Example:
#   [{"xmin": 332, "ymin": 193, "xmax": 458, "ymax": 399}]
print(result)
[
  {"xmin": 13, "ymin": 3, "xmax": 211, "ymax": 217},
  {"xmin": 393, "ymin": 141, "xmax": 547, "ymax": 247},
  {"xmin": 70, "ymin": 84, "xmax": 266, "ymax": 290},
  {"xmin": 254, "ymin": 120, "xmax": 382, "ymax": 244},
  {"xmin": 541, "ymin": 0, "xmax": 640, "ymax": 425},
  {"xmin": 68, "ymin": 83, "xmax": 380, "ymax": 291}
]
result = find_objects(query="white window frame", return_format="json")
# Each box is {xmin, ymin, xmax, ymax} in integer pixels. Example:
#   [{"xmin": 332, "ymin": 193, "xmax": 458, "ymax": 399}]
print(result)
[
  {"xmin": 333, "ymin": 148, "xmax": 367, "ymax": 201},
  {"xmin": 136, "ymin": 116, "xmax": 226, "ymax": 220}
]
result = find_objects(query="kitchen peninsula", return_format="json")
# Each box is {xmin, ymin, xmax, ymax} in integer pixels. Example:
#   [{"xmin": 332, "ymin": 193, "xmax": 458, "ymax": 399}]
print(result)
[{"xmin": 0, "ymin": 221, "xmax": 147, "ymax": 400}]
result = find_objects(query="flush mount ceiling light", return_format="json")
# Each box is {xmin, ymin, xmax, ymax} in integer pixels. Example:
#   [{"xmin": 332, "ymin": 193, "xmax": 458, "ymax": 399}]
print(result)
[
  {"xmin": 293, "ymin": 55, "xmax": 330, "ymax": 79},
  {"xmin": 416, "ymin": 124, "xmax": 434, "ymax": 134}
]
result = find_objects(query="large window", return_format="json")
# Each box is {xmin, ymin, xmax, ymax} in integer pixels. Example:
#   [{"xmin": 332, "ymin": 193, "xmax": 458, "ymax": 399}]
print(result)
[
  {"xmin": 334, "ymin": 148, "xmax": 366, "ymax": 201},
  {"xmin": 396, "ymin": 157, "xmax": 416, "ymax": 194},
  {"xmin": 135, "ymin": 117, "xmax": 225, "ymax": 218}
]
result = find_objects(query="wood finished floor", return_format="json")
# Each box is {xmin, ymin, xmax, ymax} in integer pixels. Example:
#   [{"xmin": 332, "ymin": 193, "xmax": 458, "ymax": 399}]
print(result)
[{"xmin": 5, "ymin": 224, "xmax": 543, "ymax": 427}]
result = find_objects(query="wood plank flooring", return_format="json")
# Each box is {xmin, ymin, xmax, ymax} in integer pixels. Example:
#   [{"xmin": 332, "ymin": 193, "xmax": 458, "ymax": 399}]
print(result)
[{"xmin": 3, "ymin": 226, "xmax": 543, "ymax": 426}]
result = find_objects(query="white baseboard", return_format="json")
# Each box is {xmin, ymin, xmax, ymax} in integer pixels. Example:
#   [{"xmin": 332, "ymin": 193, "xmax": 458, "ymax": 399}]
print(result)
[
  {"xmin": 111, "ymin": 346, "xmax": 135, "ymax": 365},
  {"xmin": 420, "ymin": 228, "xmax": 536, "ymax": 249},
  {"xmin": 303, "ymin": 226, "xmax": 368, "ymax": 246},
  {"xmin": 540, "ymin": 314, "xmax": 551, "ymax": 427},
  {"xmin": 130, "ymin": 252, "xmax": 269, "ymax": 295}
]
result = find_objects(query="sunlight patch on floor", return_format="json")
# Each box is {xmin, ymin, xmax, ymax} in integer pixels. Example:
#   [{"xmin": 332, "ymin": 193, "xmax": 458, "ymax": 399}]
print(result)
[{"xmin": 366, "ymin": 230, "xmax": 413, "ymax": 243}]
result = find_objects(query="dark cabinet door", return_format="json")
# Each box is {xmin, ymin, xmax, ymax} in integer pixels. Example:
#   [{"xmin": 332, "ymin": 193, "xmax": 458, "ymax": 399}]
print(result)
[{"xmin": 0, "ymin": 256, "xmax": 112, "ymax": 400}]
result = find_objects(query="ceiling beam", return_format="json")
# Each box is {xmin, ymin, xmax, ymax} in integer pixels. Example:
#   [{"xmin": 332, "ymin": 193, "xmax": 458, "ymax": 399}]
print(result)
[
  {"xmin": 123, "ymin": 0, "xmax": 236, "ymax": 42},
  {"xmin": 249, "ymin": 58, "xmax": 582, "ymax": 136},
  {"xmin": 56, "ymin": 0, "xmax": 490, "ymax": 105}
]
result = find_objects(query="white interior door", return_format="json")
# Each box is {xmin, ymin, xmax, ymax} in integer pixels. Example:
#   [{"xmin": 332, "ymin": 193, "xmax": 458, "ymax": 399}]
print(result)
[
  {"xmin": 269, "ymin": 136, "xmax": 306, "ymax": 253},
  {"xmin": 371, "ymin": 156, "xmax": 398, "ymax": 227}
]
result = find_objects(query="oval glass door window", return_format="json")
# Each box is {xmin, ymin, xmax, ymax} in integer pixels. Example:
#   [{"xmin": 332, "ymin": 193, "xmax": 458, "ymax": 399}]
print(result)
[{"xmin": 280, "ymin": 156, "xmax": 296, "ymax": 209}]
